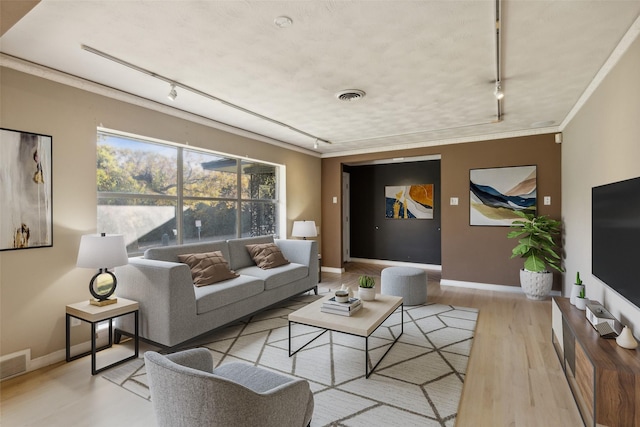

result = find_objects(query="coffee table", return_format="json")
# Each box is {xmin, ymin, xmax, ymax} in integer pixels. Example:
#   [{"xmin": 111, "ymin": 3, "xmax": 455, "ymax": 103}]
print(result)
[{"xmin": 288, "ymin": 294, "xmax": 403, "ymax": 378}]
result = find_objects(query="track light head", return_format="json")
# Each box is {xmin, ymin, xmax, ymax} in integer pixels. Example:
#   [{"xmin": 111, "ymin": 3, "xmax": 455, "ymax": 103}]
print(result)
[
  {"xmin": 494, "ymin": 81, "xmax": 504, "ymax": 100},
  {"xmin": 167, "ymin": 84, "xmax": 177, "ymax": 101},
  {"xmin": 313, "ymin": 139, "xmax": 319, "ymax": 149}
]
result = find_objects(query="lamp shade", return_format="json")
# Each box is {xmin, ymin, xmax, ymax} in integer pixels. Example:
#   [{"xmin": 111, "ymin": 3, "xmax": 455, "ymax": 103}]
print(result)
[
  {"xmin": 76, "ymin": 234, "xmax": 128, "ymax": 269},
  {"xmin": 292, "ymin": 221, "xmax": 317, "ymax": 238}
]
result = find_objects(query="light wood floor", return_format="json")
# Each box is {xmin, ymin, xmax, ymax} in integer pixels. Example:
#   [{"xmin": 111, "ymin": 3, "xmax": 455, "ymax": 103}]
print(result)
[{"xmin": 1, "ymin": 263, "xmax": 582, "ymax": 426}]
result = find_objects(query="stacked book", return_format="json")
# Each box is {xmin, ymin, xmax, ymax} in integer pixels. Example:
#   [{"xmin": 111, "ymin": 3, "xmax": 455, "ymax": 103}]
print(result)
[{"xmin": 321, "ymin": 296, "xmax": 362, "ymax": 316}]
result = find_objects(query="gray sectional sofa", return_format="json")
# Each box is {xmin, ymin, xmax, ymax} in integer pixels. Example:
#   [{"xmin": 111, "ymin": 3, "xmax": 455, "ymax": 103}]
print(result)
[{"xmin": 115, "ymin": 235, "xmax": 318, "ymax": 348}]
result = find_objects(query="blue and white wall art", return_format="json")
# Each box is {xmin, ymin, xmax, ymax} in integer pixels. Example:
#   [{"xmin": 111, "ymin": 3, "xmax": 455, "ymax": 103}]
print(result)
[{"xmin": 469, "ymin": 165, "xmax": 536, "ymax": 226}]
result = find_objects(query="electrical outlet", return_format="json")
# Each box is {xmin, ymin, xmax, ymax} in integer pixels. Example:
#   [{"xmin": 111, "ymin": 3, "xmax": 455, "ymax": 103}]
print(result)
[
  {"xmin": 70, "ymin": 318, "xmax": 81, "ymax": 327},
  {"xmin": 450, "ymin": 197, "xmax": 459, "ymax": 206},
  {"xmin": 544, "ymin": 196, "xmax": 551, "ymax": 205}
]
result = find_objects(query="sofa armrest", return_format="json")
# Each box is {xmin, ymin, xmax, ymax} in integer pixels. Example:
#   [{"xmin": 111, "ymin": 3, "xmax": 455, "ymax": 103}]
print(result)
[
  {"xmin": 275, "ymin": 239, "xmax": 316, "ymax": 265},
  {"xmin": 115, "ymin": 258, "xmax": 198, "ymax": 346},
  {"xmin": 275, "ymin": 239, "xmax": 318, "ymax": 285}
]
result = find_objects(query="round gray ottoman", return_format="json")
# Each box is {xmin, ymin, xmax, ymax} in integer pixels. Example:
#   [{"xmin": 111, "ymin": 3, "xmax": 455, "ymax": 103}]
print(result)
[{"xmin": 381, "ymin": 267, "xmax": 427, "ymax": 305}]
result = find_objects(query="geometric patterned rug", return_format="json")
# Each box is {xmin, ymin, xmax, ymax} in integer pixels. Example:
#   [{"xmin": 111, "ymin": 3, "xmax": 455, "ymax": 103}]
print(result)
[{"xmin": 103, "ymin": 290, "xmax": 478, "ymax": 427}]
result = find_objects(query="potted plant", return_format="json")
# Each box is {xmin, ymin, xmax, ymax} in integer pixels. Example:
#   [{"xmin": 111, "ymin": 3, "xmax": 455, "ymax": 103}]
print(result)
[
  {"xmin": 358, "ymin": 275, "xmax": 376, "ymax": 301},
  {"xmin": 508, "ymin": 210, "xmax": 564, "ymax": 300},
  {"xmin": 575, "ymin": 285, "xmax": 588, "ymax": 310},
  {"xmin": 570, "ymin": 271, "xmax": 585, "ymax": 305}
]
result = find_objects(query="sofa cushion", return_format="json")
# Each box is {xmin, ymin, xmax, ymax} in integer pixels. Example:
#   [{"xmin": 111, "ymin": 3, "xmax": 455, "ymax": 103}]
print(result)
[
  {"xmin": 246, "ymin": 243, "xmax": 290, "ymax": 269},
  {"xmin": 145, "ymin": 241, "xmax": 230, "ymax": 263},
  {"xmin": 194, "ymin": 275, "xmax": 264, "ymax": 314},
  {"xmin": 227, "ymin": 235, "xmax": 274, "ymax": 270},
  {"xmin": 177, "ymin": 251, "xmax": 238, "ymax": 287},
  {"xmin": 237, "ymin": 263, "xmax": 308, "ymax": 291}
]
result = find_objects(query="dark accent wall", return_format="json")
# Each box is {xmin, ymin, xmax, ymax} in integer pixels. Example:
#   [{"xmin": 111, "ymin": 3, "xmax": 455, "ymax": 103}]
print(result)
[
  {"xmin": 321, "ymin": 134, "xmax": 562, "ymax": 289},
  {"xmin": 346, "ymin": 160, "xmax": 441, "ymax": 264}
]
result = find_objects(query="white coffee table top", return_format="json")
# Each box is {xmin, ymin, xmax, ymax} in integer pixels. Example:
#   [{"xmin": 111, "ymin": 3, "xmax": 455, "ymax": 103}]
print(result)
[{"xmin": 289, "ymin": 294, "xmax": 403, "ymax": 337}]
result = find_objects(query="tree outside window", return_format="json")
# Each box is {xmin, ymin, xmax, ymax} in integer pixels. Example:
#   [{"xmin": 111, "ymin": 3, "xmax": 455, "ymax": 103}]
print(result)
[{"xmin": 97, "ymin": 132, "xmax": 279, "ymax": 254}]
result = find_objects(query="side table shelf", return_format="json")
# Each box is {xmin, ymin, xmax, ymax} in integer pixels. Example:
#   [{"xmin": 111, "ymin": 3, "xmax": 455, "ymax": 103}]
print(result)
[
  {"xmin": 66, "ymin": 297, "xmax": 139, "ymax": 375},
  {"xmin": 552, "ymin": 297, "xmax": 640, "ymax": 427}
]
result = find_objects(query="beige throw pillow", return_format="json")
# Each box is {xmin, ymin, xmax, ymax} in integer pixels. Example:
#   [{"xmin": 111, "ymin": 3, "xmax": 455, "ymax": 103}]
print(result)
[
  {"xmin": 246, "ymin": 243, "xmax": 290, "ymax": 269},
  {"xmin": 178, "ymin": 251, "xmax": 239, "ymax": 287}
]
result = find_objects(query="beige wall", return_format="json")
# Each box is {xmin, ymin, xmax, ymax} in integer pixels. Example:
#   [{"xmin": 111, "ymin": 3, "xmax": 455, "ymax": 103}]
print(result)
[
  {"xmin": 0, "ymin": 67, "xmax": 321, "ymax": 361},
  {"xmin": 562, "ymin": 32, "xmax": 640, "ymax": 333},
  {"xmin": 322, "ymin": 134, "xmax": 562, "ymax": 288}
]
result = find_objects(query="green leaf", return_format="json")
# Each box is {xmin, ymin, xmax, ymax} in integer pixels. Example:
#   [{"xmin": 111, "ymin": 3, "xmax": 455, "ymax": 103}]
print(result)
[
  {"xmin": 511, "ymin": 243, "xmax": 529, "ymax": 256},
  {"xmin": 507, "ymin": 230, "xmax": 525, "ymax": 239},
  {"xmin": 544, "ymin": 248, "xmax": 561, "ymax": 260},
  {"xmin": 524, "ymin": 255, "xmax": 546, "ymax": 272}
]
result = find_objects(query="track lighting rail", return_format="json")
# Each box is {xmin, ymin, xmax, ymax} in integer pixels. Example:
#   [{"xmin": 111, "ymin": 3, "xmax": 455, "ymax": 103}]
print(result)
[{"xmin": 81, "ymin": 44, "xmax": 331, "ymax": 147}]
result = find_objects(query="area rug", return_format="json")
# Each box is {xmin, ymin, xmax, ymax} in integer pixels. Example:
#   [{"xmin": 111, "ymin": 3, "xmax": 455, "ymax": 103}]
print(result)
[{"xmin": 103, "ymin": 291, "xmax": 478, "ymax": 427}]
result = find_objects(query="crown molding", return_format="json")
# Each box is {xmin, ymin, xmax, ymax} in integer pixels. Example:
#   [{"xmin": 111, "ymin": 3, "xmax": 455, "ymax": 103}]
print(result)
[{"xmin": 0, "ymin": 53, "xmax": 321, "ymax": 158}]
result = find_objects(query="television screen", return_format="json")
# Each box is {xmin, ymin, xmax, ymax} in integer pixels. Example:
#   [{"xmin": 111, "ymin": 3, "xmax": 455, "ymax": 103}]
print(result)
[{"xmin": 592, "ymin": 176, "xmax": 640, "ymax": 309}]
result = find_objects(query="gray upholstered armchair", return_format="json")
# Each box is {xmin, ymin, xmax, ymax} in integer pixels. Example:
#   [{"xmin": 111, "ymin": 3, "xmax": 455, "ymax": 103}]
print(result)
[{"xmin": 144, "ymin": 348, "xmax": 314, "ymax": 427}]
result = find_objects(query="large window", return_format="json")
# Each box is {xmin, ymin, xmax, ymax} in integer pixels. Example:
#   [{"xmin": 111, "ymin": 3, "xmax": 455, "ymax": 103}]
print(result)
[{"xmin": 97, "ymin": 131, "xmax": 280, "ymax": 254}]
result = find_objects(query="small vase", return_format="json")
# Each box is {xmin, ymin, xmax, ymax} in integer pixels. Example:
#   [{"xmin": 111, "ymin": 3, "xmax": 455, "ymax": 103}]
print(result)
[
  {"xmin": 616, "ymin": 326, "xmax": 638, "ymax": 350},
  {"xmin": 359, "ymin": 287, "xmax": 375, "ymax": 301},
  {"xmin": 570, "ymin": 284, "xmax": 585, "ymax": 305},
  {"xmin": 575, "ymin": 297, "xmax": 588, "ymax": 310}
]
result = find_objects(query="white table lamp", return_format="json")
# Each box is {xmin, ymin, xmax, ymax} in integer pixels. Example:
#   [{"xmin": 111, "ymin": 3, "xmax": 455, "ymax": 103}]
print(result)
[
  {"xmin": 76, "ymin": 233, "xmax": 128, "ymax": 306},
  {"xmin": 292, "ymin": 221, "xmax": 317, "ymax": 240}
]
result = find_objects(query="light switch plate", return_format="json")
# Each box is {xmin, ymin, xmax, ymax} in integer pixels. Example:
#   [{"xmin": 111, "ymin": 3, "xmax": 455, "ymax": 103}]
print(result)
[
  {"xmin": 544, "ymin": 196, "xmax": 551, "ymax": 205},
  {"xmin": 450, "ymin": 197, "xmax": 459, "ymax": 206}
]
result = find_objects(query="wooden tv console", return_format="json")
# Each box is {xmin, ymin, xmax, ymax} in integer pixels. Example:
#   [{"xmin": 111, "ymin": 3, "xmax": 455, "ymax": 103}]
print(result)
[{"xmin": 552, "ymin": 297, "xmax": 640, "ymax": 426}]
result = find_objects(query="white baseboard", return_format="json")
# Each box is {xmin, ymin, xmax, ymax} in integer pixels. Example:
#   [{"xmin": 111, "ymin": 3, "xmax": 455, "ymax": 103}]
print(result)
[
  {"xmin": 349, "ymin": 258, "xmax": 442, "ymax": 271},
  {"xmin": 29, "ymin": 349, "xmax": 66, "ymax": 372},
  {"xmin": 321, "ymin": 266, "xmax": 345, "ymax": 274},
  {"xmin": 2, "ymin": 328, "xmax": 112, "ymax": 380},
  {"xmin": 441, "ymin": 279, "xmax": 562, "ymax": 296}
]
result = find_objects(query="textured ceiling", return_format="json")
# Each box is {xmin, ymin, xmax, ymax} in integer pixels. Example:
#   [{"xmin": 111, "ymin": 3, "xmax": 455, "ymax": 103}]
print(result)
[{"xmin": 1, "ymin": 1, "xmax": 640, "ymax": 157}]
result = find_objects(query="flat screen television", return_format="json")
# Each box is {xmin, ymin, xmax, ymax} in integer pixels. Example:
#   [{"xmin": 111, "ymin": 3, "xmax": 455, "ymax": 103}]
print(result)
[{"xmin": 592, "ymin": 176, "xmax": 640, "ymax": 309}]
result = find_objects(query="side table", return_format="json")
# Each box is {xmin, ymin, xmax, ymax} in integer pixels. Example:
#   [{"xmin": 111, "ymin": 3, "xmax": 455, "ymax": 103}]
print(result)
[{"xmin": 66, "ymin": 297, "xmax": 139, "ymax": 375}]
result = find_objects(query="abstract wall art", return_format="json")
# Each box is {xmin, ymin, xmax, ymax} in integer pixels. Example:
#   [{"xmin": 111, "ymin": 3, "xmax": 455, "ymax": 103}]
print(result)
[
  {"xmin": 470, "ymin": 165, "xmax": 536, "ymax": 226},
  {"xmin": 385, "ymin": 184, "xmax": 434, "ymax": 219},
  {"xmin": 0, "ymin": 128, "xmax": 53, "ymax": 250}
]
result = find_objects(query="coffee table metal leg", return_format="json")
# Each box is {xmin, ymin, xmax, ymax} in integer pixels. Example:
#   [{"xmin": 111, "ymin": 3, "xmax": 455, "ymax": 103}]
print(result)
[
  {"xmin": 289, "ymin": 302, "xmax": 404, "ymax": 378},
  {"xmin": 289, "ymin": 320, "xmax": 328, "ymax": 357},
  {"xmin": 366, "ymin": 336, "xmax": 370, "ymax": 377},
  {"xmin": 365, "ymin": 303, "xmax": 404, "ymax": 378}
]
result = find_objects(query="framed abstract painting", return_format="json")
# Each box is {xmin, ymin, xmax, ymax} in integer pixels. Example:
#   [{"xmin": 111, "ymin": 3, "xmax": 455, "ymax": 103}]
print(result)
[
  {"xmin": 0, "ymin": 128, "xmax": 53, "ymax": 250},
  {"xmin": 385, "ymin": 184, "xmax": 434, "ymax": 219},
  {"xmin": 470, "ymin": 165, "xmax": 536, "ymax": 226}
]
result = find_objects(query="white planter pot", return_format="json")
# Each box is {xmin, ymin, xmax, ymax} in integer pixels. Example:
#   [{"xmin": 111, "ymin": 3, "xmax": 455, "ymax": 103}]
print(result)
[
  {"xmin": 570, "ymin": 284, "xmax": 585, "ymax": 305},
  {"xmin": 359, "ymin": 287, "xmax": 376, "ymax": 301},
  {"xmin": 575, "ymin": 297, "xmax": 588, "ymax": 310},
  {"xmin": 519, "ymin": 269, "xmax": 553, "ymax": 300}
]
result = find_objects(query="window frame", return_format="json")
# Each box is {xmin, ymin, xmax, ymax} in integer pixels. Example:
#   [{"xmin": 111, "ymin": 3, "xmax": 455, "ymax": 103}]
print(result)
[{"xmin": 97, "ymin": 128, "xmax": 285, "ymax": 255}]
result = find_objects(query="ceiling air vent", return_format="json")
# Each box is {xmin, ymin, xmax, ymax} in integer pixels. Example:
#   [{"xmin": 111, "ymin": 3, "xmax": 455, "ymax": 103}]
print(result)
[{"xmin": 336, "ymin": 89, "xmax": 366, "ymax": 101}]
